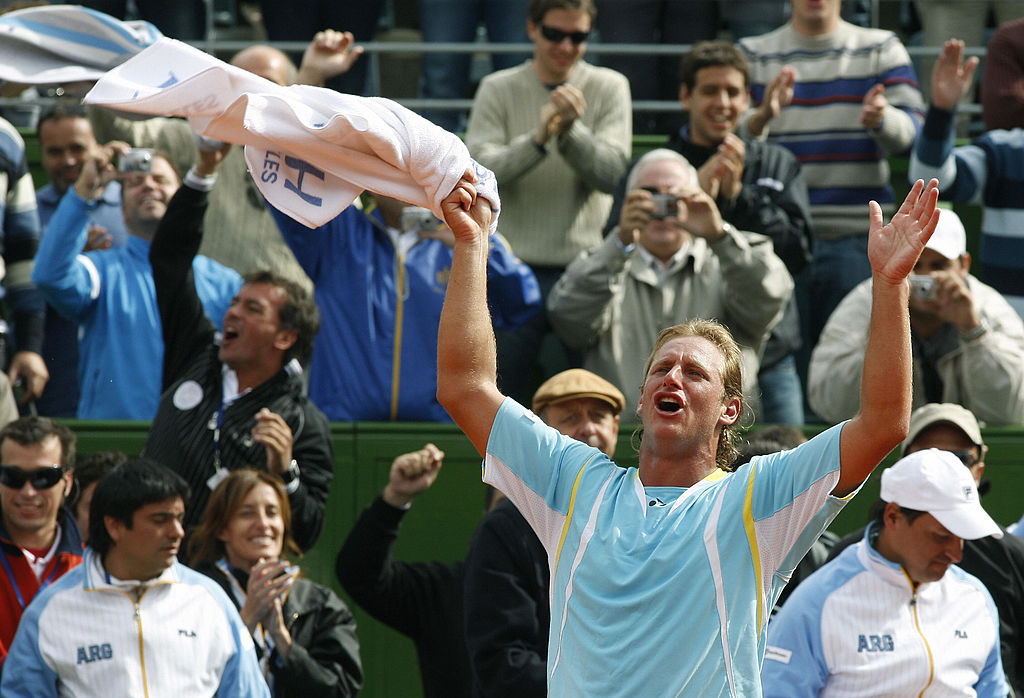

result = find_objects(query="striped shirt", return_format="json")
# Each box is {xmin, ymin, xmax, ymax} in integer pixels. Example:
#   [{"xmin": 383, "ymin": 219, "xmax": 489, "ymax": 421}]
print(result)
[{"xmin": 740, "ymin": 21, "xmax": 924, "ymax": 240}]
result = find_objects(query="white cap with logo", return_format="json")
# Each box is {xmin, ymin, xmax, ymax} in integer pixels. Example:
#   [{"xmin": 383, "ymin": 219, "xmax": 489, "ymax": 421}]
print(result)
[{"xmin": 880, "ymin": 448, "xmax": 1002, "ymax": 540}]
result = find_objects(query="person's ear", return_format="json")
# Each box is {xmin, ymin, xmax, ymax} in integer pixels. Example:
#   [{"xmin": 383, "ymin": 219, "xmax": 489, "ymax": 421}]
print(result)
[
  {"xmin": 882, "ymin": 501, "xmax": 901, "ymax": 529},
  {"xmin": 718, "ymin": 396, "xmax": 741, "ymax": 427},
  {"xmin": 273, "ymin": 329, "xmax": 298, "ymax": 353},
  {"xmin": 105, "ymin": 515, "xmax": 125, "ymax": 544},
  {"xmin": 959, "ymin": 251, "xmax": 972, "ymax": 275},
  {"xmin": 679, "ymin": 83, "xmax": 692, "ymax": 112}
]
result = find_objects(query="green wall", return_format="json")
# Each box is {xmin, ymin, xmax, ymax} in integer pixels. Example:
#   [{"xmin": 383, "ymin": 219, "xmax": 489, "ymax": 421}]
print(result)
[{"xmin": 66, "ymin": 420, "xmax": 1024, "ymax": 698}]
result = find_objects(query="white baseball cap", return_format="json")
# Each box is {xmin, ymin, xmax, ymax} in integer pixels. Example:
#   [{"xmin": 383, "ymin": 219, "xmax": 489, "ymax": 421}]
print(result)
[
  {"xmin": 924, "ymin": 208, "xmax": 967, "ymax": 260},
  {"xmin": 880, "ymin": 449, "xmax": 1002, "ymax": 540}
]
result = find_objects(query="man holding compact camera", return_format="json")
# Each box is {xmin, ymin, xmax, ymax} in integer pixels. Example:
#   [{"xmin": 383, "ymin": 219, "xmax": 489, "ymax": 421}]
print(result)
[
  {"xmin": 809, "ymin": 208, "xmax": 1024, "ymax": 425},
  {"xmin": 548, "ymin": 148, "xmax": 793, "ymax": 418},
  {"xmin": 32, "ymin": 142, "xmax": 241, "ymax": 419}
]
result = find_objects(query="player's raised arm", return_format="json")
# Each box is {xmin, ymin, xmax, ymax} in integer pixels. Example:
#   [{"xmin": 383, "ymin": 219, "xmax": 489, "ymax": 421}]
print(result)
[
  {"xmin": 835, "ymin": 179, "xmax": 940, "ymax": 496},
  {"xmin": 436, "ymin": 175, "xmax": 506, "ymax": 455}
]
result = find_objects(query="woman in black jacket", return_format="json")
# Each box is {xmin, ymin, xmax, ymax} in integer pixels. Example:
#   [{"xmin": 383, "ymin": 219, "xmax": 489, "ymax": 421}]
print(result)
[{"xmin": 189, "ymin": 468, "xmax": 362, "ymax": 697}]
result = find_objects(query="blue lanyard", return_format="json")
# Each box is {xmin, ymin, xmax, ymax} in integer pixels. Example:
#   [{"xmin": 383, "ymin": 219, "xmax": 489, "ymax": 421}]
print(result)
[{"xmin": 1, "ymin": 548, "xmax": 61, "ymax": 610}]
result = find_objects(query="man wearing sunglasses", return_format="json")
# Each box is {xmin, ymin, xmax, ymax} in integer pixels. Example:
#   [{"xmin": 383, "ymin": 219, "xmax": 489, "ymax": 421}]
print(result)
[
  {"xmin": 0, "ymin": 416, "xmax": 80, "ymax": 677},
  {"xmin": 465, "ymin": 0, "xmax": 631, "ymax": 405}
]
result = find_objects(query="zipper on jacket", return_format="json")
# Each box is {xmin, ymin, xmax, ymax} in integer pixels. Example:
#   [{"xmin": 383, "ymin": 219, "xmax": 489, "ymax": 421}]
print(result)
[
  {"xmin": 906, "ymin": 578, "xmax": 935, "ymax": 698},
  {"xmin": 389, "ymin": 250, "xmax": 407, "ymax": 421},
  {"xmin": 114, "ymin": 586, "xmax": 152, "ymax": 698}
]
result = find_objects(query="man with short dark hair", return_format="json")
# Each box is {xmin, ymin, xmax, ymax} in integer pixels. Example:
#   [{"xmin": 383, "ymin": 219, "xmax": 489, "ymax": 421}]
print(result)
[
  {"xmin": 1, "ymin": 459, "xmax": 269, "ymax": 697},
  {"xmin": 465, "ymin": 0, "xmax": 631, "ymax": 402},
  {"xmin": 644, "ymin": 40, "xmax": 812, "ymax": 424},
  {"xmin": 762, "ymin": 449, "xmax": 1009, "ymax": 697},
  {"xmin": 32, "ymin": 141, "xmax": 242, "ymax": 419},
  {"xmin": 823, "ymin": 402, "xmax": 1024, "ymax": 696},
  {"xmin": 144, "ymin": 146, "xmax": 333, "ymax": 551},
  {"xmin": 463, "ymin": 369, "xmax": 623, "ymax": 697},
  {"xmin": 0, "ymin": 416, "xmax": 79, "ymax": 675},
  {"xmin": 34, "ymin": 103, "xmax": 129, "ymax": 417}
]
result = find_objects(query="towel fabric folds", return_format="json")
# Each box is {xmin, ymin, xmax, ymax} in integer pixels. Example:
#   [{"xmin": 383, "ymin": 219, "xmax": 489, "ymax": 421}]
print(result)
[{"xmin": 84, "ymin": 38, "xmax": 500, "ymax": 230}]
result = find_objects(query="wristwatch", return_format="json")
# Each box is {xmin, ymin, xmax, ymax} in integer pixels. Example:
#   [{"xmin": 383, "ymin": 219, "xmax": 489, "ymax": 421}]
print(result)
[{"xmin": 281, "ymin": 459, "xmax": 300, "ymax": 484}]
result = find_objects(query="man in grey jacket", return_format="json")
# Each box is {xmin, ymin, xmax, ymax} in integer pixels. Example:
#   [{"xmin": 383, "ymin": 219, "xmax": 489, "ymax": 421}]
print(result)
[
  {"xmin": 547, "ymin": 148, "xmax": 793, "ymax": 419},
  {"xmin": 809, "ymin": 208, "xmax": 1024, "ymax": 426}
]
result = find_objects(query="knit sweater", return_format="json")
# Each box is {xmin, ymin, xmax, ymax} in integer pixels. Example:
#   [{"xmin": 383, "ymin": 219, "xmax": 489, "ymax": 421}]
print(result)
[
  {"xmin": 739, "ymin": 20, "xmax": 924, "ymax": 240},
  {"xmin": 465, "ymin": 60, "xmax": 631, "ymax": 266}
]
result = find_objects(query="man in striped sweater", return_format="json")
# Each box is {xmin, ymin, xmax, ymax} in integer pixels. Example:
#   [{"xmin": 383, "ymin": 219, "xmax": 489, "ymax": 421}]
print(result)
[{"xmin": 739, "ymin": 0, "xmax": 925, "ymax": 348}]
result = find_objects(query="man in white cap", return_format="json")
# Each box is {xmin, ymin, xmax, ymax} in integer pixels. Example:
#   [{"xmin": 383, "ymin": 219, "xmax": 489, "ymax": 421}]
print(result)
[
  {"xmin": 901, "ymin": 403, "xmax": 1024, "ymax": 697},
  {"xmin": 809, "ymin": 207, "xmax": 1024, "ymax": 425},
  {"xmin": 762, "ymin": 448, "xmax": 1009, "ymax": 697}
]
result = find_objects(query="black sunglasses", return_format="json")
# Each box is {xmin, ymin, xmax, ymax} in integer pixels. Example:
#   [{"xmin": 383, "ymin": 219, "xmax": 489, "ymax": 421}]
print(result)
[
  {"xmin": 539, "ymin": 25, "xmax": 590, "ymax": 45},
  {"xmin": 0, "ymin": 464, "xmax": 65, "ymax": 490},
  {"xmin": 947, "ymin": 449, "xmax": 980, "ymax": 467}
]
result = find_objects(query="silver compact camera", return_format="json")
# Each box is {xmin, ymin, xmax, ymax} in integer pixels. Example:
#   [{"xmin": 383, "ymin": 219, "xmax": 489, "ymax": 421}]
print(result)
[
  {"xmin": 909, "ymin": 274, "xmax": 938, "ymax": 302},
  {"xmin": 118, "ymin": 148, "xmax": 155, "ymax": 173},
  {"xmin": 401, "ymin": 206, "xmax": 440, "ymax": 233},
  {"xmin": 650, "ymin": 193, "xmax": 677, "ymax": 220}
]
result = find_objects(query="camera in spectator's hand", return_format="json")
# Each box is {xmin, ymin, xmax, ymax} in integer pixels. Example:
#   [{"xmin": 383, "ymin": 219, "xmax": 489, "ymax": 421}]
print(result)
[
  {"xmin": 118, "ymin": 148, "xmax": 155, "ymax": 174},
  {"xmin": 909, "ymin": 274, "xmax": 937, "ymax": 302},
  {"xmin": 402, "ymin": 206, "xmax": 441, "ymax": 234},
  {"xmin": 650, "ymin": 193, "xmax": 677, "ymax": 220}
]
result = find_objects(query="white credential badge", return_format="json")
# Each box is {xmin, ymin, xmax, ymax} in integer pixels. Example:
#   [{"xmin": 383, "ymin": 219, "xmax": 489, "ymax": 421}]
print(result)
[{"xmin": 172, "ymin": 380, "xmax": 203, "ymax": 410}]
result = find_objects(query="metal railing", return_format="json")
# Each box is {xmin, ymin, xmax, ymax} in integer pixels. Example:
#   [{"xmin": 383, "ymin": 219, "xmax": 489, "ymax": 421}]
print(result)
[{"xmin": 1, "ymin": 40, "xmax": 987, "ymax": 117}]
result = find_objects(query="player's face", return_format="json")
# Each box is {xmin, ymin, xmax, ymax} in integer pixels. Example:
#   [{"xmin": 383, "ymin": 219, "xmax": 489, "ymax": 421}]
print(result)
[
  {"xmin": 218, "ymin": 482, "xmax": 285, "ymax": 570},
  {"xmin": 527, "ymin": 8, "xmax": 591, "ymax": 84},
  {"xmin": 680, "ymin": 66, "xmax": 749, "ymax": 147},
  {"xmin": 637, "ymin": 336, "xmax": 739, "ymax": 444},
  {"xmin": 544, "ymin": 397, "xmax": 621, "ymax": 458},
  {"xmin": 884, "ymin": 510, "xmax": 963, "ymax": 583}
]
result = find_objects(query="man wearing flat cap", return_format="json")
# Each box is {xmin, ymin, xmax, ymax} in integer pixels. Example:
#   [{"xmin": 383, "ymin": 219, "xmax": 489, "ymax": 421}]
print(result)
[
  {"xmin": 809, "ymin": 208, "xmax": 1024, "ymax": 426},
  {"xmin": 762, "ymin": 448, "xmax": 1009, "ymax": 698},
  {"xmin": 463, "ymin": 369, "xmax": 623, "ymax": 697}
]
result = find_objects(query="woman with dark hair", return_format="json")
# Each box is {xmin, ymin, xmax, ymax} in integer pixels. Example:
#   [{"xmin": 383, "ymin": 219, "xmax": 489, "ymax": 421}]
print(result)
[{"xmin": 188, "ymin": 469, "xmax": 362, "ymax": 697}]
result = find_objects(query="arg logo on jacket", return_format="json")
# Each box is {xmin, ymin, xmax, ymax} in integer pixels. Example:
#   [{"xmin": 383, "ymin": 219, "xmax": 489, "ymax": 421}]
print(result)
[
  {"xmin": 76, "ymin": 643, "xmax": 113, "ymax": 664},
  {"xmin": 857, "ymin": 634, "xmax": 894, "ymax": 652}
]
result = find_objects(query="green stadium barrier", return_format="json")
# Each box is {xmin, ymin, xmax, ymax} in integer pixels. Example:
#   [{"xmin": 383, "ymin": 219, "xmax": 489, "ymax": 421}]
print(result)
[{"xmin": 63, "ymin": 420, "xmax": 1024, "ymax": 698}]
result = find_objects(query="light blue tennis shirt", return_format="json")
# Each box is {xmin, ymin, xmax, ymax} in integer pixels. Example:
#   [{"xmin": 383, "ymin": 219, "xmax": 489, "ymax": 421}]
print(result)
[{"xmin": 484, "ymin": 398, "xmax": 853, "ymax": 697}]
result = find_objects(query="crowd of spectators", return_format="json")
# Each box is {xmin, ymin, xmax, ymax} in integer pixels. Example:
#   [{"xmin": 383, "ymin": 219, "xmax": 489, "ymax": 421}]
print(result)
[{"xmin": 2, "ymin": 0, "xmax": 1024, "ymax": 695}]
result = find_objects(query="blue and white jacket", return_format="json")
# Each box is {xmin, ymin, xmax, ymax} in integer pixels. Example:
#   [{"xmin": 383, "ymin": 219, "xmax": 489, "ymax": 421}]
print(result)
[
  {"xmin": 32, "ymin": 188, "xmax": 241, "ymax": 420},
  {"xmin": 272, "ymin": 203, "xmax": 539, "ymax": 422},
  {"xmin": 1, "ymin": 548, "xmax": 269, "ymax": 698},
  {"xmin": 762, "ymin": 526, "xmax": 1008, "ymax": 697}
]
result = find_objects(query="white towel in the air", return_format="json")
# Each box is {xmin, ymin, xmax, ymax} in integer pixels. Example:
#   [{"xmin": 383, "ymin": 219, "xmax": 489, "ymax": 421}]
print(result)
[{"xmin": 83, "ymin": 37, "xmax": 499, "ymax": 230}]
